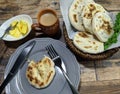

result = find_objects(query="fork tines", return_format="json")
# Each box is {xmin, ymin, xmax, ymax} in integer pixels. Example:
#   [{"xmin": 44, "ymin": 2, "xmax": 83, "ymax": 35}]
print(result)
[{"xmin": 45, "ymin": 44, "xmax": 58, "ymax": 59}]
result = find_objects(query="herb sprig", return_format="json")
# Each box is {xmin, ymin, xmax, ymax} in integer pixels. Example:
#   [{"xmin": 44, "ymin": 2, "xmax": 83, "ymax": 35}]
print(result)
[{"xmin": 104, "ymin": 13, "xmax": 120, "ymax": 50}]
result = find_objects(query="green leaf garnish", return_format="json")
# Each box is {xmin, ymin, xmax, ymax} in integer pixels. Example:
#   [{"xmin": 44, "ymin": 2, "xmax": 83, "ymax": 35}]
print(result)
[{"xmin": 104, "ymin": 13, "xmax": 120, "ymax": 50}]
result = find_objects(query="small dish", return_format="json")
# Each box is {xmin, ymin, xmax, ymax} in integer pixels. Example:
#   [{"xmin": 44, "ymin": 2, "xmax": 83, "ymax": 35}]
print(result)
[{"xmin": 0, "ymin": 14, "xmax": 32, "ymax": 41}]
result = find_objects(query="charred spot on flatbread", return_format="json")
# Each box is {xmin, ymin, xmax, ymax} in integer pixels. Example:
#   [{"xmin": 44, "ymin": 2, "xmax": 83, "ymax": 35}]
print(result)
[{"xmin": 73, "ymin": 14, "xmax": 78, "ymax": 22}]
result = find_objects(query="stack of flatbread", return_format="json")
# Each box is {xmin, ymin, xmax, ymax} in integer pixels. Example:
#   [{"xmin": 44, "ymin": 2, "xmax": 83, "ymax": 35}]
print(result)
[
  {"xmin": 26, "ymin": 56, "xmax": 55, "ymax": 88},
  {"xmin": 69, "ymin": 0, "xmax": 114, "ymax": 54}
]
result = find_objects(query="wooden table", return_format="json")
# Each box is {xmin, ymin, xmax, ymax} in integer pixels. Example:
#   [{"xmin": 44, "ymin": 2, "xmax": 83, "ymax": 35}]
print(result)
[{"xmin": 0, "ymin": 0, "xmax": 120, "ymax": 94}]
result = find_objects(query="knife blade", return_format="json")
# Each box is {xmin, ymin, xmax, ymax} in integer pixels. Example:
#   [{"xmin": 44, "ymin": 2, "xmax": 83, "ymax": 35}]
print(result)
[{"xmin": 0, "ymin": 40, "xmax": 36, "ymax": 94}]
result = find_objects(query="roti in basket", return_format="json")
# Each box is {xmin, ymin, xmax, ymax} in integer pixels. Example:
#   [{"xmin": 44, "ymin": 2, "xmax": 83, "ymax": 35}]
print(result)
[
  {"xmin": 69, "ymin": 0, "xmax": 115, "ymax": 54},
  {"xmin": 81, "ymin": 2, "xmax": 107, "ymax": 34},
  {"xmin": 73, "ymin": 32, "xmax": 104, "ymax": 54},
  {"xmin": 92, "ymin": 12, "xmax": 114, "ymax": 42},
  {"xmin": 69, "ymin": 0, "xmax": 94, "ymax": 31}
]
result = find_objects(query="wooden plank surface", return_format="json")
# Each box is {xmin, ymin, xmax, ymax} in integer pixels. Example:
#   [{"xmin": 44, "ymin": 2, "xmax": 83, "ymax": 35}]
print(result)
[{"xmin": 0, "ymin": 0, "xmax": 120, "ymax": 94}]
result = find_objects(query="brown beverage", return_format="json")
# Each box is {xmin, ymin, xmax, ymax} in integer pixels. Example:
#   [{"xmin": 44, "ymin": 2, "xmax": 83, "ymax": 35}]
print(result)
[{"xmin": 40, "ymin": 13, "xmax": 57, "ymax": 26}]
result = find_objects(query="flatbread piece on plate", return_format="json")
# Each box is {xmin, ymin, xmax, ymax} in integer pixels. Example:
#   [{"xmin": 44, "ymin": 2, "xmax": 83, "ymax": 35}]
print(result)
[{"xmin": 26, "ymin": 56, "xmax": 55, "ymax": 88}]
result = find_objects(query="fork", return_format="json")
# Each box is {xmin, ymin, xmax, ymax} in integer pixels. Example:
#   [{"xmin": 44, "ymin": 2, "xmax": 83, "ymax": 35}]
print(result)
[
  {"xmin": 45, "ymin": 44, "xmax": 79, "ymax": 94},
  {"xmin": 0, "ymin": 21, "xmax": 18, "ymax": 39}
]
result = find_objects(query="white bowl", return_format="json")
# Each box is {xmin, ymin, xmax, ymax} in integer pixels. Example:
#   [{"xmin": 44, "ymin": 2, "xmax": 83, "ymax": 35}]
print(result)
[{"xmin": 0, "ymin": 14, "xmax": 33, "ymax": 41}]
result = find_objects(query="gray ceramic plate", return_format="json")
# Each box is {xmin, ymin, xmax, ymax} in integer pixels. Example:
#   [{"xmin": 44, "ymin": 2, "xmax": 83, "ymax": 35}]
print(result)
[{"xmin": 4, "ymin": 38, "xmax": 80, "ymax": 94}]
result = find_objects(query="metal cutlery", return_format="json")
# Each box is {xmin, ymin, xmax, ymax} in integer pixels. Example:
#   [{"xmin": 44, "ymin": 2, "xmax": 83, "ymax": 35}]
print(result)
[
  {"xmin": 0, "ymin": 40, "xmax": 36, "ymax": 94},
  {"xmin": 45, "ymin": 44, "xmax": 79, "ymax": 94},
  {"xmin": 0, "ymin": 22, "xmax": 18, "ymax": 39}
]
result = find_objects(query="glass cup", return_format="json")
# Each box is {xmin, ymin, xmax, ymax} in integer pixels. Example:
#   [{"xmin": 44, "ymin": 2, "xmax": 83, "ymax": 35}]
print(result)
[{"xmin": 32, "ymin": 8, "xmax": 60, "ymax": 37}]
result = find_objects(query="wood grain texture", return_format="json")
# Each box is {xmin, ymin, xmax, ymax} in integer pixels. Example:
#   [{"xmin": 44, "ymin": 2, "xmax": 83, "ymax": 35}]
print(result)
[
  {"xmin": 0, "ymin": 0, "xmax": 120, "ymax": 94},
  {"xmin": 95, "ymin": 0, "xmax": 120, "ymax": 11}
]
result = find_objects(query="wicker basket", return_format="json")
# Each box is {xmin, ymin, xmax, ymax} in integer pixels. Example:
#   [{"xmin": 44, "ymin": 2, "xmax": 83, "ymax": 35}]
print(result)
[{"xmin": 63, "ymin": 23, "xmax": 119, "ymax": 60}]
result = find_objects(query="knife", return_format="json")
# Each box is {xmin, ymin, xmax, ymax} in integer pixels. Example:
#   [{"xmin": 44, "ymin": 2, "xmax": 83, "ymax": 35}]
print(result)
[{"xmin": 0, "ymin": 40, "xmax": 36, "ymax": 94}]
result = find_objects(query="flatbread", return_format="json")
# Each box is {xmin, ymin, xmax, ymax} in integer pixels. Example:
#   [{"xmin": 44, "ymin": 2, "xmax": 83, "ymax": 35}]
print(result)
[
  {"xmin": 92, "ymin": 12, "xmax": 114, "ymax": 42},
  {"xmin": 69, "ymin": 0, "xmax": 94, "ymax": 31},
  {"xmin": 73, "ymin": 32, "xmax": 104, "ymax": 54},
  {"xmin": 26, "ymin": 56, "xmax": 55, "ymax": 88},
  {"xmin": 81, "ymin": 3, "xmax": 107, "ymax": 34}
]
